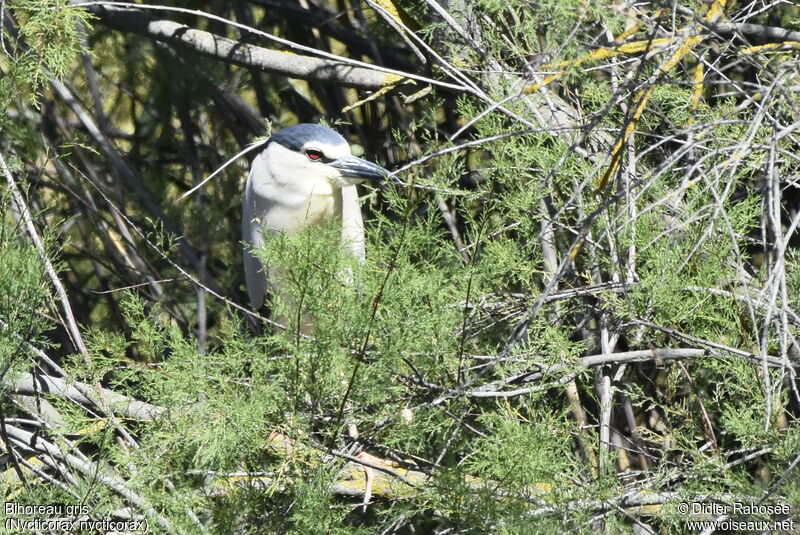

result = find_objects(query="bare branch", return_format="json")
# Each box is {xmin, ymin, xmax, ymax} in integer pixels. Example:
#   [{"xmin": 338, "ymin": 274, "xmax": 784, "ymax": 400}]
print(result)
[{"xmin": 6, "ymin": 372, "xmax": 166, "ymax": 421}]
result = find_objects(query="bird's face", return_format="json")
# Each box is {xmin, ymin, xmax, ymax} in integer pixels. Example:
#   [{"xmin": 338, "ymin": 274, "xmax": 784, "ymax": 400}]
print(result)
[{"xmin": 261, "ymin": 125, "xmax": 388, "ymax": 194}]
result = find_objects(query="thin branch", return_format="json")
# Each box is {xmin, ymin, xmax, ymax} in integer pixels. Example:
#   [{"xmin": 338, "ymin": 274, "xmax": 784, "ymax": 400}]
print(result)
[{"xmin": 0, "ymin": 150, "xmax": 88, "ymax": 357}]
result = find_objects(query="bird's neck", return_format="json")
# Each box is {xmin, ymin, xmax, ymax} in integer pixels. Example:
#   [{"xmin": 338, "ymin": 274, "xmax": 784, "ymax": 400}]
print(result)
[
  {"xmin": 297, "ymin": 187, "xmax": 342, "ymax": 228},
  {"xmin": 332, "ymin": 187, "xmax": 343, "ymax": 223}
]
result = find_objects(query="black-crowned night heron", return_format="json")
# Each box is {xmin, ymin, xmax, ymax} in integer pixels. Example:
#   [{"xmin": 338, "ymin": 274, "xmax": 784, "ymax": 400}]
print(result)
[{"xmin": 242, "ymin": 123, "xmax": 389, "ymax": 313}]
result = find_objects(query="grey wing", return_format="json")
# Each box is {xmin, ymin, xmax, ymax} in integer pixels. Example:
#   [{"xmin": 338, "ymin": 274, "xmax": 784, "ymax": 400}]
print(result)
[{"xmin": 242, "ymin": 177, "xmax": 268, "ymax": 309}]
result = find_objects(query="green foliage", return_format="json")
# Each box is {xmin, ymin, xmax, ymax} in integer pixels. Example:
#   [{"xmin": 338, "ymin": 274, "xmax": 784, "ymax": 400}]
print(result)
[
  {"xmin": 0, "ymin": 189, "xmax": 52, "ymax": 378},
  {"xmin": 0, "ymin": 0, "xmax": 92, "ymax": 113}
]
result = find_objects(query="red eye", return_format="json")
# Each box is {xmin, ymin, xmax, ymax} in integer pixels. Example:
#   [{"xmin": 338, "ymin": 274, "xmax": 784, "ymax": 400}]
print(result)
[{"xmin": 306, "ymin": 149, "xmax": 323, "ymax": 161}]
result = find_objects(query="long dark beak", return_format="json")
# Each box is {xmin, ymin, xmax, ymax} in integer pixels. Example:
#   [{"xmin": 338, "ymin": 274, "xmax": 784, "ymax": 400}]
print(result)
[{"xmin": 328, "ymin": 154, "xmax": 389, "ymax": 182}]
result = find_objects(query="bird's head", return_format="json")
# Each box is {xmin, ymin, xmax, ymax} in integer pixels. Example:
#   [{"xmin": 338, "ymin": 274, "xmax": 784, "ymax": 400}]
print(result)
[{"xmin": 261, "ymin": 124, "xmax": 388, "ymax": 191}]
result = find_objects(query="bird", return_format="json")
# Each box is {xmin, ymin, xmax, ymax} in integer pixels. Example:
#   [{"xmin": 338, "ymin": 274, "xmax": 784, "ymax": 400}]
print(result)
[{"xmin": 242, "ymin": 123, "xmax": 389, "ymax": 318}]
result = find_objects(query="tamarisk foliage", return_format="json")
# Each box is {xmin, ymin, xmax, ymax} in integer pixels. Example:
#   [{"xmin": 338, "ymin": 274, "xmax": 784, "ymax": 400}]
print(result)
[{"xmin": 1, "ymin": 0, "xmax": 799, "ymax": 533}]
